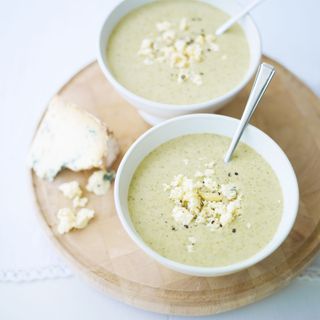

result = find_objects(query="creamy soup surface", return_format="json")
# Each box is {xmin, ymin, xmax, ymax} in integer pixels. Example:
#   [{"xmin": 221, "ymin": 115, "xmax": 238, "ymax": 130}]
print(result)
[
  {"xmin": 107, "ymin": 0, "xmax": 250, "ymax": 104},
  {"xmin": 128, "ymin": 134, "xmax": 282, "ymax": 267}
]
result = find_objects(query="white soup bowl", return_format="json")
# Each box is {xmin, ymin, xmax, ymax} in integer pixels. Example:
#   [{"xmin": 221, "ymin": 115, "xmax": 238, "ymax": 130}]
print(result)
[
  {"xmin": 114, "ymin": 114, "xmax": 299, "ymax": 277},
  {"xmin": 98, "ymin": 0, "xmax": 261, "ymax": 125}
]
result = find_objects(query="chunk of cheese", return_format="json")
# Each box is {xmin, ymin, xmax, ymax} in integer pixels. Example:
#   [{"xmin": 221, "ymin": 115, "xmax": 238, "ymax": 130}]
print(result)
[
  {"xmin": 75, "ymin": 208, "xmax": 95, "ymax": 229},
  {"xmin": 58, "ymin": 181, "xmax": 82, "ymax": 199},
  {"xmin": 28, "ymin": 97, "xmax": 119, "ymax": 181},
  {"xmin": 86, "ymin": 170, "xmax": 115, "ymax": 196},
  {"xmin": 57, "ymin": 208, "xmax": 76, "ymax": 234}
]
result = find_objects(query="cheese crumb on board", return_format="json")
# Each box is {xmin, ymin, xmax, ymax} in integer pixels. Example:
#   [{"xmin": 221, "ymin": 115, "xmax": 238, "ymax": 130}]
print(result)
[
  {"xmin": 58, "ymin": 180, "xmax": 89, "ymax": 208},
  {"xmin": 75, "ymin": 208, "xmax": 95, "ymax": 229},
  {"xmin": 57, "ymin": 207, "xmax": 95, "ymax": 234},
  {"xmin": 58, "ymin": 181, "xmax": 82, "ymax": 199},
  {"xmin": 57, "ymin": 208, "xmax": 76, "ymax": 234},
  {"xmin": 28, "ymin": 97, "xmax": 119, "ymax": 181},
  {"xmin": 86, "ymin": 170, "xmax": 115, "ymax": 196},
  {"xmin": 72, "ymin": 196, "xmax": 88, "ymax": 208},
  {"xmin": 165, "ymin": 169, "xmax": 242, "ymax": 229}
]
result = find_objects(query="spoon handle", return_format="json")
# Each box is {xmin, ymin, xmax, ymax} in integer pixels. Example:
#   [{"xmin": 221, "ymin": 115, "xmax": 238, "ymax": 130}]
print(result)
[
  {"xmin": 216, "ymin": 0, "xmax": 265, "ymax": 36},
  {"xmin": 224, "ymin": 63, "xmax": 275, "ymax": 163}
]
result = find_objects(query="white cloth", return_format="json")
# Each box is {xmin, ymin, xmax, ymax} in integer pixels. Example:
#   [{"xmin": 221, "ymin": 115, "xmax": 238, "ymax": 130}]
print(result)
[{"xmin": 0, "ymin": 0, "xmax": 319, "ymax": 283}]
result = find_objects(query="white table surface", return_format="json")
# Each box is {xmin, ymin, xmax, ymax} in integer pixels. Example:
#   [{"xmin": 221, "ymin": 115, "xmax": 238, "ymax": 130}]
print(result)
[{"xmin": 1, "ymin": 0, "xmax": 319, "ymax": 319}]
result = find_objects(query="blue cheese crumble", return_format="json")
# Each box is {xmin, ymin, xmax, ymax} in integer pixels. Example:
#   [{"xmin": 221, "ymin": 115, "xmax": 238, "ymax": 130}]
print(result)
[
  {"xmin": 137, "ymin": 17, "xmax": 220, "ymax": 85},
  {"xmin": 59, "ymin": 181, "xmax": 82, "ymax": 199},
  {"xmin": 86, "ymin": 170, "xmax": 115, "ymax": 196},
  {"xmin": 58, "ymin": 181, "xmax": 88, "ymax": 208},
  {"xmin": 57, "ymin": 207, "xmax": 95, "ymax": 234},
  {"xmin": 164, "ymin": 168, "xmax": 242, "ymax": 230}
]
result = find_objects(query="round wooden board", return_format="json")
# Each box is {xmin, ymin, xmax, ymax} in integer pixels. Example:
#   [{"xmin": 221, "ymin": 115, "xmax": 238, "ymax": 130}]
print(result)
[{"xmin": 31, "ymin": 56, "xmax": 320, "ymax": 316}]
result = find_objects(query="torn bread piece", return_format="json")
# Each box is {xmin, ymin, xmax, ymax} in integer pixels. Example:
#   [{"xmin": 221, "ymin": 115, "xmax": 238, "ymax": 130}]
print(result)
[{"xmin": 28, "ymin": 97, "xmax": 119, "ymax": 181}]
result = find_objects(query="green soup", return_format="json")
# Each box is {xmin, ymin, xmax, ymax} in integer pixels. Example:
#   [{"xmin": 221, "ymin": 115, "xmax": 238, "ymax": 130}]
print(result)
[
  {"xmin": 107, "ymin": 0, "xmax": 250, "ymax": 104},
  {"xmin": 128, "ymin": 134, "xmax": 282, "ymax": 267}
]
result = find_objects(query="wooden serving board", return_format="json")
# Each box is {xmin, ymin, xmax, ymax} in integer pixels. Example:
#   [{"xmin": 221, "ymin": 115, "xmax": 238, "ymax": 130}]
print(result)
[{"xmin": 31, "ymin": 56, "xmax": 320, "ymax": 316}]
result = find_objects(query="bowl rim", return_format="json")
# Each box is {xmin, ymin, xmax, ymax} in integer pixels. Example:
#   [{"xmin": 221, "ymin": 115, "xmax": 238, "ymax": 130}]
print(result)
[
  {"xmin": 114, "ymin": 114, "xmax": 299, "ymax": 276},
  {"xmin": 97, "ymin": 0, "xmax": 262, "ymax": 111}
]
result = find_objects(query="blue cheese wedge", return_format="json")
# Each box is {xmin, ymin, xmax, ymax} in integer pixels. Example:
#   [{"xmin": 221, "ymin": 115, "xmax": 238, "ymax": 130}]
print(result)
[{"xmin": 28, "ymin": 97, "xmax": 119, "ymax": 181}]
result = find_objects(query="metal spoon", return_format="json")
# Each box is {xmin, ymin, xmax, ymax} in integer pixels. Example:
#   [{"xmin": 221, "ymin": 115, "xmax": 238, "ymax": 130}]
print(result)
[
  {"xmin": 216, "ymin": 0, "xmax": 265, "ymax": 36},
  {"xmin": 224, "ymin": 63, "xmax": 275, "ymax": 163}
]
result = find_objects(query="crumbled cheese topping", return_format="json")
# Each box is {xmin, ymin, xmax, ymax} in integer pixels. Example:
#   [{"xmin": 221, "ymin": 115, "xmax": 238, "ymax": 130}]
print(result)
[
  {"xmin": 156, "ymin": 21, "xmax": 171, "ymax": 32},
  {"xmin": 186, "ymin": 236, "xmax": 197, "ymax": 252},
  {"xmin": 172, "ymin": 206, "xmax": 194, "ymax": 226},
  {"xmin": 220, "ymin": 184, "xmax": 237, "ymax": 200},
  {"xmin": 179, "ymin": 18, "xmax": 188, "ymax": 31},
  {"xmin": 182, "ymin": 159, "xmax": 189, "ymax": 165},
  {"xmin": 186, "ymin": 244, "xmax": 194, "ymax": 252},
  {"xmin": 204, "ymin": 168, "xmax": 214, "ymax": 176},
  {"xmin": 188, "ymin": 236, "xmax": 197, "ymax": 244},
  {"xmin": 59, "ymin": 181, "xmax": 82, "ymax": 199},
  {"xmin": 86, "ymin": 170, "xmax": 115, "ymax": 196},
  {"xmin": 190, "ymin": 73, "xmax": 203, "ymax": 86},
  {"xmin": 137, "ymin": 17, "xmax": 220, "ymax": 84},
  {"xmin": 164, "ymin": 169, "xmax": 242, "ymax": 229},
  {"xmin": 205, "ymin": 161, "xmax": 215, "ymax": 169},
  {"xmin": 177, "ymin": 70, "xmax": 189, "ymax": 83}
]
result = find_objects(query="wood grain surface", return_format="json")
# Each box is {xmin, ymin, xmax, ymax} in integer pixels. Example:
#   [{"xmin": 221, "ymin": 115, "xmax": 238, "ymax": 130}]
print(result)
[{"xmin": 31, "ymin": 56, "xmax": 320, "ymax": 316}]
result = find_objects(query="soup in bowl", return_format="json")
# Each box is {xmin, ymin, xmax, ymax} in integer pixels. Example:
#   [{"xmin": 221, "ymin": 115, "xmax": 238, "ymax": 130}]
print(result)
[
  {"xmin": 98, "ymin": 0, "xmax": 261, "ymax": 124},
  {"xmin": 114, "ymin": 114, "xmax": 299, "ymax": 276}
]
